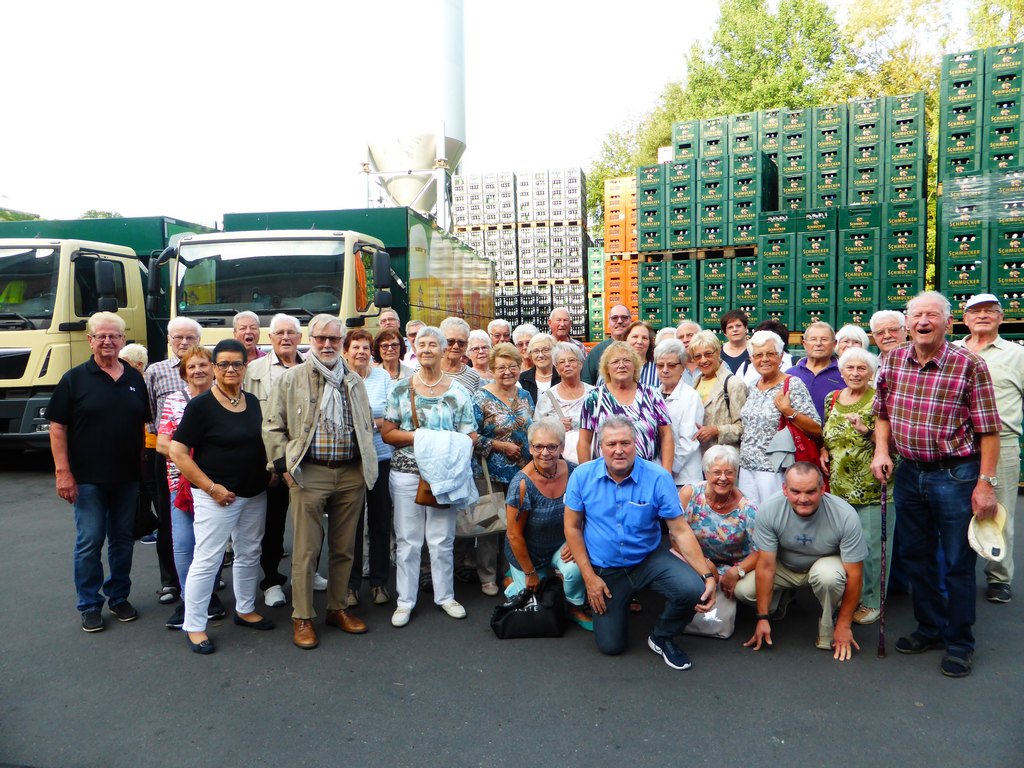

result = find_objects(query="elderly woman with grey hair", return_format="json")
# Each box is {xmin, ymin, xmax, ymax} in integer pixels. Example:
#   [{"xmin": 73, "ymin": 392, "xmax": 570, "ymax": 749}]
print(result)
[
  {"xmin": 821, "ymin": 346, "xmax": 890, "ymax": 625},
  {"xmin": 835, "ymin": 324, "xmax": 870, "ymax": 358},
  {"xmin": 519, "ymin": 332, "xmax": 560, "ymax": 404},
  {"xmin": 467, "ymin": 329, "xmax": 494, "ymax": 384},
  {"xmin": 436, "ymin": 316, "xmax": 482, "ymax": 394},
  {"xmin": 503, "ymin": 417, "xmax": 591, "ymax": 629},
  {"xmin": 533, "ymin": 341, "xmax": 594, "ymax": 460},
  {"xmin": 512, "ymin": 323, "xmax": 539, "ymax": 369},
  {"xmin": 678, "ymin": 445, "xmax": 758, "ymax": 600},
  {"xmin": 654, "ymin": 339, "xmax": 704, "ymax": 486},
  {"xmin": 738, "ymin": 330, "xmax": 820, "ymax": 505},
  {"xmin": 688, "ymin": 330, "xmax": 746, "ymax": 453}
]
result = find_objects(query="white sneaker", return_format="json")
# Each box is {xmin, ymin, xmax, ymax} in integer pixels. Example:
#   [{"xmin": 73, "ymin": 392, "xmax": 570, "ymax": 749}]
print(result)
[
  {"xmin": 313, "ymin": 573, "xmax": 328, "ymax": 592},
  {"xmin": 391, "ymin": 607, "xmax": 411, "ymax": 627},
  {"xmin": 481, "ymin": 582, "xmax": 499, "ymax": 596},
  {"xmin": 347, "ymin": 588, "xmax": 360, "ymax": 607},
  {"xmin": 264, "ymin": 585, "xmax": 286, "ymax": 607},
  {"xmin": 441, "ymin": 600, "xmax": 467, "ymax": 619}
]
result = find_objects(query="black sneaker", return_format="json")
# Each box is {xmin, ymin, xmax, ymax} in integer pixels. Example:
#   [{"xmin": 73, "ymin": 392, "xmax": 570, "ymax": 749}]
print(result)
[
  {"xmin": 81, "ymin": 610, "xmax": 105, "ymax": 633},
  {"xmin": 647, "ymin": 633, "xmax": 692, "ymax": 670},
  {"xmin": 108, "ymin": 601, "xmax": 139, "ymax": 622},
  {"xmin": 986, "ymin": 583, "xmax": 1012, "ymax": 603},
  {"xmin": 165, "ymin": 603, "xmax": 185, "ymax": 629},
  {"xmin": 207, "ymin": 593, "xmax": 227, "ymax": 620}
]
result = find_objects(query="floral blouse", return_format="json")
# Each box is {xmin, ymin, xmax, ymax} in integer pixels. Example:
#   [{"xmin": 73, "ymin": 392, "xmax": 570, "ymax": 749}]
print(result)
[
  {"xmin": 684, "ymin": 481, "xmax": 758, "ymax": 572},
  {"xmin": 738, "ymin": 375, "xmax": 820, "ymax": 472},
  {"xmin": 579, "ymin": 382, "xmax": 671, "ymax": 462},
  {"xmin": 384, "ymin": 378, "xmax": 477, "ymax": 476},
  {"xmin": 823, "ymin": 387, "xmax": 889, "ymax": 505},
  {"xmin": 474, "ymin": 387, "xmax": 535, "ymax": 485}
]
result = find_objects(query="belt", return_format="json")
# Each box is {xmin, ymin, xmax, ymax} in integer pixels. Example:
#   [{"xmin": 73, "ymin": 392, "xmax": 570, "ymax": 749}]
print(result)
[
  {"xmin": 903, "ymin": 454, "xmax": 978, "ymax": 472},
  {"xmin": 305, "ymin": 457, "xmax": 354, "ymax": 469}
]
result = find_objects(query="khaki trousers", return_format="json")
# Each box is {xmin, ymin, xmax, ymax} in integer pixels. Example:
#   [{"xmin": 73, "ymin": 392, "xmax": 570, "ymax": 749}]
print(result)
[
  {"xmin": 736, "ymin": 555, "xmax": 848, "ymax": 636},
  {"xmin": 290, "ymin": 460, "xmax": 365, "ymax": 619}
]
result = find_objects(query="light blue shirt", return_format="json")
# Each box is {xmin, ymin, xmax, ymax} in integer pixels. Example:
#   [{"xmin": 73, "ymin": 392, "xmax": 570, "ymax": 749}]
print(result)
[
  {"xmin": 361, "ymin": 366, "xmax": 394, "ymax": 460},
  {"xmin": 564, "ymin": 457, "xmax": 682, "ymax": 568}
]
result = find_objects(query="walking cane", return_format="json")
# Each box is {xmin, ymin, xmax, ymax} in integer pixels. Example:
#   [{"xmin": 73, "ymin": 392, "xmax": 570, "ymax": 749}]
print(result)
[{"xmin": 878, "ymin": 479, "xmax": 888, "ymax": 659}]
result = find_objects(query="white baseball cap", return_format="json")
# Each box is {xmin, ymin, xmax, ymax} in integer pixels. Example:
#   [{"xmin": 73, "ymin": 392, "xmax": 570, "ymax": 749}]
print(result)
[
  {"xmin": 968, "ymin": 503, "xmax": 1008, "ymax": 562},
  {"xmin": 963, "ymin": 293, "xmax": 1002, "ymax": 311}
]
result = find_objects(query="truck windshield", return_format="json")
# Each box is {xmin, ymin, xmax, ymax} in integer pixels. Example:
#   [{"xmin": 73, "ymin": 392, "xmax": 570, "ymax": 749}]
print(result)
[
  {"xmin": 176, "ymin": 238, "xmax": 346, "ymax": 317},
  {"xmin": 0, "ymin": 246, "xmax": 59, "ymax": 329}
]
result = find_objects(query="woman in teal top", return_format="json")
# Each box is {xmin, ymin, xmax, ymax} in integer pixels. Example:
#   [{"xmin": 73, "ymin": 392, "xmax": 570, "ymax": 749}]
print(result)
[{"xmin": 821, "ymin": 347, "xmax": 892, "ymax": 627}]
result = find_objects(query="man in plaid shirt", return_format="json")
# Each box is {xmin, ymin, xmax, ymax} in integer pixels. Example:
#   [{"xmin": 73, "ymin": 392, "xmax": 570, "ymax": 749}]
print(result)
[{"xmin": 871, "ymin": 291, "xmax": 1001, "ymax": 678}]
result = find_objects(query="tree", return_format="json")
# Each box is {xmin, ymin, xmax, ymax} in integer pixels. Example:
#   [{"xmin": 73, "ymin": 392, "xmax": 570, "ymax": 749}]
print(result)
[
  {"xmin": 969, "ymin": 0, "xmax": 1024, "ymax": 47},
  {"xmin": 585, "ymin": 121, "xmax": 641, "ymax": 226},
  {"xmin": 80, "ymin": 210, "xmax": 122, "ymax": 219},
  {"xmin": 0, "ymin": 209, "xmax": 39, "ymax": 222}
]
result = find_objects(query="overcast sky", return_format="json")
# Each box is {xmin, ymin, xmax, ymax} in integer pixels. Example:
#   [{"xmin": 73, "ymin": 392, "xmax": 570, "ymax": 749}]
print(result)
[{"xmin": 2, "ymin": 0, "xmax": 719, "ymax": 226}]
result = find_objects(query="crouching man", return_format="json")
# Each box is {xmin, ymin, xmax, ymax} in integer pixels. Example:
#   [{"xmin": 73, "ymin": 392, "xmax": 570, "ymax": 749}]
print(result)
[
  {"xmin": 563, "ymin": 415, "xmax": 716, "ymax": 670},
  {"xmin": 738, "ymin": 462, "xmax": 867, "ymax": 660}
]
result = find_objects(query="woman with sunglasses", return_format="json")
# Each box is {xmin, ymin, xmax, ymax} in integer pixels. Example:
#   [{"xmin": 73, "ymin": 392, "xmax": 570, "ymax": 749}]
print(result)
[{"xmin": 437, "ymin": 317, "xmax": 482, "ymax": 394}]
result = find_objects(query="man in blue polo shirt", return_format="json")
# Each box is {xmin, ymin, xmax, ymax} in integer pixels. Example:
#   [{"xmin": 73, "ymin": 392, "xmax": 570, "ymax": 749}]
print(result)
[
  {"xmin": 788, "ymin": 321, "xmax": 845, "ymax": 422},
  {"xmin": 564, "ymin": 415, "xmax": 716, "ymax": 670}
]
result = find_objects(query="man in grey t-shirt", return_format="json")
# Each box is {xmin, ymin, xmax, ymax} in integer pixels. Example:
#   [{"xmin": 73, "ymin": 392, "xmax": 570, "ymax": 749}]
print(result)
[{"xmin": 737, "ymin": 462, "xmax": 867, "ymax": 660}]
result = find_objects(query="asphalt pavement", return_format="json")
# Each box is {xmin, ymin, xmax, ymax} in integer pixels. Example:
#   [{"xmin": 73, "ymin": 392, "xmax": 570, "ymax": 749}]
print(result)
[{"xmin": 1, "ymin": 450, "xmax": 1020, "ymax": 768}]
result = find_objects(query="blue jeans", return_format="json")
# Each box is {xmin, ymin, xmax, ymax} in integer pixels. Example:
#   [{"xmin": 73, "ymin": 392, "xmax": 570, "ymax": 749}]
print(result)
[
  {"xmin": 73, "ymin": 482, "xmax": 138, "ymax": 612},
  {"xmin": 170, "ymin": 490, "xmax": 196, "ymax": 590},
  {"xmin": 893, "ymin": 459, "xmax": 979, "ymax": 655},
  {"xmin": 591, "ymin": 546, "xmax": 705, "ymax": 655}
]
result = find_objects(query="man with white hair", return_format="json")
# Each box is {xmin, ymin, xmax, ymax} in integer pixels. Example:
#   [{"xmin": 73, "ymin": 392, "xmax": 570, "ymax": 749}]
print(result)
[
  {"xmin": 788, "ymin": 321, "xmax": 844, "ymax": 422},
  {"xmin": 954, "ymin": 294, "xmax": 1024, "ymax": 604},
  {"xmin": 245, "ymin": 313, "xmax": 304, "ymax": 608},
  {"xmin": 144, "ymin": 316, "xmax": 204, "ymax": 605},
  {"xmin": 871, "ymin": 291, "xmax": 1001, "ymax": 677},
  {"xmin": 488, "ymin": 318, "xmax": 512, "ymax": 348},
  {"xmin": 233, "ymin": 311, "xmax": 264, "ymax": 363},
  {"xmin": 48, "ymin": 312, "xmax": 151, "ymax": 632},
  {"xmin": 548, "ymin": 307, "xmax": 586, "ymax": 356},
  {"xmin": 404, "ymin": 319, "xmax": 424, "ymax": 365},
  {"xmin": 264, "ymin": 314, "xmax": 378, "ymax": 650},
  {"xmin": 869, "ymin": 309, "xmax": 907, "ymax": 375}
]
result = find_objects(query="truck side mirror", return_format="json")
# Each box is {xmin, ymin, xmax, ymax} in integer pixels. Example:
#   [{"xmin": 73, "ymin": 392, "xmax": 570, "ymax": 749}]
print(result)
[
  {"xmin": 373, "ymin": 250, "xmax": 391, "ymax": 289},
  {"xmin": 95, "ymin": 260, "xmax": 118, "ymax": 313},
  {"xmin": 374, "ymin": 289, "xmax": 392, "ymax": 308},
  {"xmin": 146, "ymin": 246, "xmax": 174, "ymax": 314}
]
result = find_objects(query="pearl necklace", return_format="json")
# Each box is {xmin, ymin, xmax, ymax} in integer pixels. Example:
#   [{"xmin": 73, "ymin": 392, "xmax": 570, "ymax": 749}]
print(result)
[{"xmin": 416, "ymin": 370, "xmax": 444, "ymax": 393}]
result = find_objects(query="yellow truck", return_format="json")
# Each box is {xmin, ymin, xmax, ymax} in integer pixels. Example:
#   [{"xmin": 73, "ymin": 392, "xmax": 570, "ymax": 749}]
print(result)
[{"xmin": 0, "ymin": 239, "xmax": 148, "ymax": 447}]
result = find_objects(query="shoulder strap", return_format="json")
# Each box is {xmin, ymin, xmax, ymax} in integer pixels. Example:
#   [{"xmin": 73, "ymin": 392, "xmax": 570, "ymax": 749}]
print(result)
[
  {"xmin": 408, "ymin": 382, "xmax": 419, "ymax": 429},
  {"xmin": 722, "ymin": 373, "xmax": 734, "ymax": 415},
  {"xmin": 545, "ymin": 388, "xmax": 566, "ymax": 420}
]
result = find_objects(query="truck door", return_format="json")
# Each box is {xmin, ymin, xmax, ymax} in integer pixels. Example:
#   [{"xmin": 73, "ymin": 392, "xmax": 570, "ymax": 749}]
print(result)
[{"xmin": 68, "ymin": 254, "xmax": 130, "ymax": 365}]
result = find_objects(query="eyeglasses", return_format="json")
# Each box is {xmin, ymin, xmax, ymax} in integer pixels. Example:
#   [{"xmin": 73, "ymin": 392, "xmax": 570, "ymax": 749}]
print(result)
[
  {"xmin": 446, "ymin": 338, "xmax": 467, "ymax": 347},
  {"xmin": 170, "ymin": 334, "xmax": 199, "ymax": 343},
  {"xmin": 214, "ymin": 361, "xmax": 246, "ymax": 371},
  {"xmin": 379, "ymin": 342, "xmax": 400, "ymax": 350},
  {"xmin": 608, "ymin": 358, "xmax": 633, "ymax": 367},
  {"xmin": 468, "ymin": 346, "xmax": 488, "ymax": 353},
  {"xmin": 873, "ymin": 326, "xmax": 902, "ymax": 337},
  {"xmin": 530, "ymin": 444, "xmax": 561, "ymax": 454},
  {"xmin": 530, "ymin": 346, "xmax": 552, "ymax": 355},
  {"xmin": 90, "ymin": 333, "xmax": 124, "ymax": 341},
  {"xmin": 609, "ymin": 315, "xmax": 631, "ymax": 323},
  {"xmin": 271, "ymin": 330, "xmax": 299, "ymax": 337},
  {"xmin": 555, "ymin": 357, "xmax": 580, "ymax": 367},
  {"xmin": 656, "ymin": 361, "xmax": 681, "ymax": 369},
  {"xmin": 494, "ymin": 364, "xmax": 520, "ymax": 374},
  {"xmin": 311, "ymin": 335, "xmax": 343, "ymax": 345}
]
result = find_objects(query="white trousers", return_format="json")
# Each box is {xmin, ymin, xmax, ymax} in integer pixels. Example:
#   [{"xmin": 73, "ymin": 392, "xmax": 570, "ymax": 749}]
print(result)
[
  {"xmin": 390, "ymin": 471, "xmax": 457, "ymax": 610},
  {"xmin": 183, "ymin": 489, "xmax": 266, "ymax": 633},
  {"xmin": 737, "ymin": 467, "xmax": 784, "ymax": 507}
]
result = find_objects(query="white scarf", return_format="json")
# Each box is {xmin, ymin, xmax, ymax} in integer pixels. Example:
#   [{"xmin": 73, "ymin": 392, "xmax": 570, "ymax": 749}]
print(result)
[{"xmin": 309, "ymin": 354, "xmax": 350, "ymax": 439}]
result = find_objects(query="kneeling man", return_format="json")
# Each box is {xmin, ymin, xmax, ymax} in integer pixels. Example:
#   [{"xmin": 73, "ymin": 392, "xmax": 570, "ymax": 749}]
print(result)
[
  {"xmin": 564, "ymin": 415, "xmax": 716, "ymax": 670},
  {"xmin": 738, "ymin": 462, "xmax": 867, "ymax": 660}
]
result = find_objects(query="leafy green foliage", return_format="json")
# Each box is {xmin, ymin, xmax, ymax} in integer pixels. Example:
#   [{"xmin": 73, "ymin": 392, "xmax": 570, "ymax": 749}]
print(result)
[
  {"xmin": 0, "ymin": 209, "xmax": 39, "ymax": 222},
  {"xmin": 80, "ymin": 210, "xmax": 122, "ymax": 219},
  {"xmin": 969, "ymin": 0, "xmax": 1024, "ymax": 47}
]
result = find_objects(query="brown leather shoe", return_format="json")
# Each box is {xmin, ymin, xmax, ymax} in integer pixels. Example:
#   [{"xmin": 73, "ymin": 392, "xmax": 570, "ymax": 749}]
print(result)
[
  {"xmin": 292, "ymin": 618, "xmax": 319, "ymax": 649},
  {"xmin": 325, "ymin": 609, "xmax": 368, "ymax": 634}
]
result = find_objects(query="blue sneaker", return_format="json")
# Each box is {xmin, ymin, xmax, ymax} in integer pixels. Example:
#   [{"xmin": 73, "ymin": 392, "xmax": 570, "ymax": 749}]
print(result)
[
  {"xmin": 140, "ymin": 531, "xmax": 158, "ymax": 544},
  {"xmin": 647, "ymin": 633, "xmax": 692, "ymax": 670}
]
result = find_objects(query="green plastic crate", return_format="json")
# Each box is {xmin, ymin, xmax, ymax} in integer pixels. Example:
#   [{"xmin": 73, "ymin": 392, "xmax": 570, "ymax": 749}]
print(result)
[
  {"xmin": 672, "ymin": 120, "xmax": 700, "ymax": 143},
  {"xmin": 941, "ymin": 75, "xmax": 982, "ymax": 105},
  {"xmin": 882, "ymin": 277, "xmax": 925, "ymax": 309},
  {"xmin": 637, "ymin": 187, "xmax": 663, "ymax": 209},
  {"xmin": 794, "ymin": 305, "xmax": 836, "ymax": 331},
  {"xmin": 813, "ymin": 104, "xmax": 847, "ymax": 132},
  {"xmin": 699, "ymin": 224, "xmax": 727, "ymax": 248},
  {"xmin": 836, "ymin": 305, "xmax": 873, "ymax": 329},
  {"xmin": 799, "ymin": 208, "xmax": 839, "ymax": 233},
  {"xmin": 942, "ymin": 101, "xmax": 981, "ymax": 132},
  {"xmin": 667, "ymin": 260, "xmax": 695, "ymax": 280},
  {"xmin": 840, "ymin": 253, "xmax": 882, "ymax": 282},
  {"xmin": 850, "ymin": 96, "xmax": 885, "ymax": 124},
  {"xmin": 668, "ymin": 181, "xmax": 696, "ymax": 205},
  {"xmin": 668, "ymin": 160, "xmax": 696, "ymax": 184},
  {"xmin": 840, "ymin": 227, "xmax": 882, "ymax": 258},
  {"xmin": 698, "ymin": 158, "xmax": 727, "ymax": 182},
  {"xmin": 780, "ymin": 191, "xmax": 811, "ymax": 210},
  {"xmin": 799, "ymin": 231, "xmax": 837, "ymax": 260},
  {"xmin": 883, "ymin": 230, "xmax": 926, "ymax": 259},
  {"xmin": 637, "ymin": 164, "xmax": 666, "ymax": 186},
  {"xmin": 639, "ymin": 261, "xmax": 665, "ymax": 286},
  {"xmin": 731, "ymin": 256, "xmax": 759, "ymax": 281},
  {"xmin": 987, "ymin": 44, "xmax": 1024, "ymax": 76},
  {"xmin": 698, "ymin": 202, "xmax": 727, "ymax": 227},
  {"xmin": 886, "ymin": 92, "xmax": 926, "ymax": 119},
  {"xmin": 701, "ymin": 136, "xmax": 726, "ymax": 159},
  {"xmin": 758, "ymin": 213, "xmax": 798, "ymax": 236},
  {"xmin": 667, "ymin": 225, "xmax": 696, "ymax": 249},
  {"xmin": 942, "ymin": 49, "xmax": 984, "ymax": 79},
  {"xmin": 883, "ymin": 253, "xmax": 925, "ymax": 281},
  {"xmin": 781, "ymin": 149, "xmax": 809, "ymax": 176},
  {"xmin": 884, "ymin": 199, "xmax": 927, "ymax": 231},
  {"xmin": 668, "ymin": 204, "xmax": 696, "ymax": 226},
  {"xmin": 940, "ymin": 259, "xmax": 988, "ymax": 293},
  {"xmin": 989, "ymin": 70, "xmax": 1023, "ymax": 100},
  {"xmin": 985, "ymin": 97, "xmax": 1022, "ymax": 128},
  {"xmin": 699, "ymin": 179, "xmax": 727, "ymax": 203}
]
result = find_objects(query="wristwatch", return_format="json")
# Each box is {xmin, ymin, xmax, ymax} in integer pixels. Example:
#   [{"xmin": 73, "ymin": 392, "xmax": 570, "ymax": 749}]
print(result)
[
  {"xmin": 736, "ymin": 566, "xmax": 747, "ymax": 578},
  {"xmin": 980, "ymin": 474, "xmax": 999, "ymax": 488},
  {"xmin": 700, "ymin": 572, "xmax": 715, "ymax": 581}
]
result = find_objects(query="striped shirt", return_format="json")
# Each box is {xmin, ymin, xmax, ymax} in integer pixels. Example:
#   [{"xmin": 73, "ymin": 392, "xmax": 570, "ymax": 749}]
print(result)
[{"xmin": 874, "ymin": 341, "xmax": 1001, "ymax": 463}]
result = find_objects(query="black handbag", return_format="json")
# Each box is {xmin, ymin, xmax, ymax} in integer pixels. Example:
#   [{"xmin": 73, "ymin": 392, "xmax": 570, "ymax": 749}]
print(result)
[{"xmin": 489, "ymin": 576, "xmax": 568, "ymax": 639}]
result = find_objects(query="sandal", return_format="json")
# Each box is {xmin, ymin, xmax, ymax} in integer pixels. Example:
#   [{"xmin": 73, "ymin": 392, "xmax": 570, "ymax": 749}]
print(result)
[
  {"xmin": 895, "ymin": 632, "xmax": 944, "ymax": 655},
  {"xmin": 569, "ymin": 605, "xmax": 594, "ymax": 632},
  {"xmin": 940, "ymin": 653, "xmax": 972, "ymax": 678}
]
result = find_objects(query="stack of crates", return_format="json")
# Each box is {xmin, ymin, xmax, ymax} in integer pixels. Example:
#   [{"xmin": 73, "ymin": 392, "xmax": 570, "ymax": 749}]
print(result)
[
  {"xmin": 588, "ymin": 247, "xmax": 606, "ymax": 340},
  {"xmin": 729, "ymin": 112, "xmax": 776, "ymax": 245},
  {"xmin": 779, "ymin": 108, "xmax": 811, "ymax": 211},
  {"xmin": 699, "ymin": 255, "xmax": 731, "ymax": 327},
  {"xmin": 886, "ymin": 93, "xmax": 928, "ymax": 201},
  {"xmin": 985, "ymin": 44, "xmax": 1024, "ymax": 174},
  {"xmin": 847, "ymin": 97, "xmax": 885, "ymax": 205},
  {"xmin": 699, "ymin": 117, "xmax": 730, "ymax": 247},
  {"xmin": 939, "ymin": 50, "xmax": 985, "ymax": 180},
  {"xmin": 796, "ymin": 209, "xmax": 839, "ymax": 330},
  {"xmin": 882, "ymin": 199, "xmax": 927, "ymax": 312},
  {"xmin": 604, "ymin": 176, "xmax": 637, "ymax": 254},
  {"xmin": 637, "ymin": 164, "xmax": 667, "ymax": 252},
  {"xmin": 757, "ymin": 211, "xmax": 797, "ymax": 326},
  {"xmin": 639, "ymin": 257, "xmax": 698, "ymax": 328},
  {"xmin": 603, "ymin": 257, "xmax": 639, "ymax": 330},
  {"xmin": 811, "ymin": 104, "xmax": 847, "ymax": 209},
  {"xmin": 838, "ymin": 205, "xmax": 881, "ymax": 328}
]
